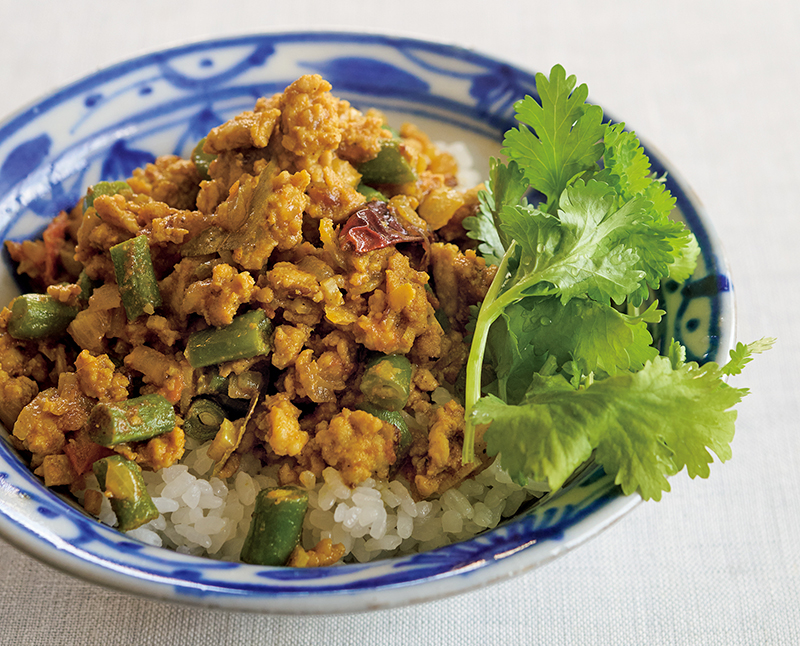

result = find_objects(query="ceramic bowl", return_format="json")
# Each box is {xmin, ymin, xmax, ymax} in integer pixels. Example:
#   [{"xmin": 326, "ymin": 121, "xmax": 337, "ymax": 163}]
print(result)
[{"xmin": 0, "ymin": 32, "xmax": 734, "ymax": 613}]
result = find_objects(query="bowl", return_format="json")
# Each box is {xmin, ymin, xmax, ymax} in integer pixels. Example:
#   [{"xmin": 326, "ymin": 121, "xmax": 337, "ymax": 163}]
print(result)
[{"xmin": 0, "ymin": 32, "xmax": 735, "ymax": 613}]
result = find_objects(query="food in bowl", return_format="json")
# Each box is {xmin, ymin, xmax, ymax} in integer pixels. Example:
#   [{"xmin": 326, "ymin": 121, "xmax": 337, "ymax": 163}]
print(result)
[{"xmin": 0, "ymin": 66, "xmax": 768, "ymax": 568}]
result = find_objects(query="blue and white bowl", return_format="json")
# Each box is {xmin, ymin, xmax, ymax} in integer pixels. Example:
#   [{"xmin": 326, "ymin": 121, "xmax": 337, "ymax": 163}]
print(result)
[{"xmin": 0, "ymin": 32, "xmax": 734, "ymax": 613}]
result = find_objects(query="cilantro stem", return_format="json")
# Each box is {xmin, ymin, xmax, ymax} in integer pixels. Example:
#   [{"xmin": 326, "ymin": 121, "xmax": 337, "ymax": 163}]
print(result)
[{"xmin": 462, "ymin": 241, "xmax": 521, "ymax": 464}]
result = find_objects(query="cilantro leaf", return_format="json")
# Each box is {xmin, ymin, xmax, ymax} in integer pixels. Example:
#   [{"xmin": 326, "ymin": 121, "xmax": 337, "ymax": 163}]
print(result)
[
  {"xmin": 475, "ymin": 378, "xmax": 596, "ymax": 491},
  {"xmin": 594, "ymin": 122, "xmax": 700, "ymax": 298},
  {"xmin": 463, "ymin": 158, "xmax": 526, "ymax": 266},
  {"xmin": 484, "ymin": 296, "xmax": 662, "ymax": 405},
  {"xmin": 519, "ymin": 296, "xmax": 662, "ymax": 376},
  {"xmin": 722, "ymin": 337, "xmax": 776, "ymax": 377},
  {"xmin": 667, "ymin": 232, "xmax": 701, "ymax": 283},
  {"xmin": 598, "ymin": 123, "xmax": 676, "ymax": 218},
  {"xmin": 502, "ymin": 64, "xmax": 605, "ymax": 211},
  {"xmin": 477, "ymin": 355, "xmax": 748, "ymax": 500},
  {"xmin": 499, "ymin": 179, "xmax": 649, "ymax": 305}
]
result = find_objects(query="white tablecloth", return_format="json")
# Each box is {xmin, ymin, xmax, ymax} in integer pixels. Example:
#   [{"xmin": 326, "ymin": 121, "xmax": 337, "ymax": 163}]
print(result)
[{"xmin": 0, "ymin": 1, "xmax": 796, "ymax": 643}]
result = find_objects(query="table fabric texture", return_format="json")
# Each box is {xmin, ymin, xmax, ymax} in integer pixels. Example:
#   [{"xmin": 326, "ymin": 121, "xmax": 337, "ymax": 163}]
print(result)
[{"xmin": 0, "ymin": 1, "xmax": 796, "ymax": 644}]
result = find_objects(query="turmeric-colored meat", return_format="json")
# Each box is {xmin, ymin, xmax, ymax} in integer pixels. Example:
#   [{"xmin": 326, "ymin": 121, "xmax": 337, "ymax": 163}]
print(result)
[
  {"xmin": 0, "ymin": 370, "xmax": 38, "ymax": 431},
  {"xmin": 204, "ymin": 107, "xmax": 280, "ymax": 154},
  {"xmin": 75, "ymin": 350, "xmax": 129, "ymax": 402},
  {"xmin": 288, "ymin": 538, "xmax": 346, "ymax": 567},
  {"xmin": 279, "ymin": 75, "xmax": 343, "ymax": 159},
  {"xmin": 353, "ymin": 251, "xmax": 439, "ymax": 355},
  {"xmin": 430, "ymin": 242, "xmax": 497, "ymax": 332},
  {"xmin": 3, "ymin": 74, "xmax": 491, "ymax": 556},
  {"xmin": 409, "ymin": 399, "xmax": 486, "ymax": 498},
  {"xmin": 127, "ymin": 155, "xmax": 201, "ymax": 210},
  {"xmin": 13, "ymin": 372, "xmax": 94, "ymax": 459},
  {"xmin": 315, "ymin": 409, "xmax": 398, "ymax": 486},
  {"xmin": 254, "ymin": 393, "xmax": 308, "ymax": 457},
  {"xmin": 183, "ymin": 263, "xmax": 256, "ymax": 327}
]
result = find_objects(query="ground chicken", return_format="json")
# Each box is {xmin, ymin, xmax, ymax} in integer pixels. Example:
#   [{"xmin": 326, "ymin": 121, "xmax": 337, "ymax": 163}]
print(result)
[
  {"xmin": 315, "ymin": 408, "xmax": 398, "ymax": 486},
  {"xmin": 254, "ymin": 393, "xmax": 307, "ymax": 457},
  {"xmin": 430, "ymin": 242, "xmax": 497, "ymax": 332},
  {"xmin": 279, "ymin": 75, "xmax": 343, "ymax": 160},
  {"xmin": 353, "ymin": 251, "xmax": 438, "ymax": 355},
  {"xmin": 75, "ymin": 350, "xmax": 129, "ymax": 402},
  {"xmin": 127, "ymin": 155, "xmax": 201, "ymax": 210},
  {"xmin": 183, "ymin": 263, "xmax": 256, "ymax": 326},
  {"xmin": 12, "ymin": 372, "xmax": 94, "ymax": 459},
  {"xmin": 204, "ymin": 106, "xmax": 281, "ymax": 153},
  {"xmin": 409, "ymin": 399, "xmax": 485, "ymax": 498}
]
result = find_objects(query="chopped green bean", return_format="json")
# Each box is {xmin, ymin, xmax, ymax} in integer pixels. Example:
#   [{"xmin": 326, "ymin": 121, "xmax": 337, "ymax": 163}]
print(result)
[
  {"xmin": 240, "ymin": 487, "xmax": 309, "ymax": 566},
  {"xmin": 358, "ymin": 402, "xmax": 413, "ymax": 459},
  {"xmin": 84, "ymin": 180, "xmax": 130, "ymax": 210},
  {"xmin": 360, "ymin": 354, "xmax": 412, "ymax": 411},
  {"xmin": 92, "ymin": 455, "xmax": 159, "ymax": 531},
  {"xmin": 109, "ymin": 235, "xmax": 162, "ymax": 320},
  {"xmin": 77, "ymin": 270, "xmax": 98, "ymax": 302},
  {"xmin": 184, "ymin": 309, "xmax": 272, "ymax": 369},
  {"xmin": 196, "ymin": 369, "xmax": 228, "ymax": 396},
  {"xmin": 183, "ymin": 398, "xmax": 226, "ymax": 442},
  {"xmin": 357, "ymin": 140, "xmax": 416, "ymax": 185},
  {"xmin": 191, "ymin": 138, "xmax": 216, "ymax": 181},
  {"xmin": 7, "ymin": 294, "xmax": 79, "ymax": 340},
  {"xmin": 356, "ymin": 182, "xmax": 387, "ymax": 202},
  {"xmin": 87, "ymin": 394, "xmax": 176, "ymax": 447}
]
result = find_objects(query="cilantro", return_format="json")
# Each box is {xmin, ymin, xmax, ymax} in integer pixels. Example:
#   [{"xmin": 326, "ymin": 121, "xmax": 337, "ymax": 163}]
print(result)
[
  {"xmin": 461, "ymin": 64, "xmax": 770, "ymax": 500},
  {"xmin": 462, "ymin": 158, "xmax": 525, "ymax": 265},
  {"xmin": 722, "ymin": 338, "xmax": 775, "ymax": 377},
  {"xmin": 502, "ymin": 64, "xmax": 605, "ymax": 211},
  {"xmin": 476, "ymin": 355, "xmax": 747, "ymax": 501}
]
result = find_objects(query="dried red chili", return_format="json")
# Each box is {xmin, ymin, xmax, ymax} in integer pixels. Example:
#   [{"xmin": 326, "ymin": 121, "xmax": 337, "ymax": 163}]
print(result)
[{"xmin": 339, "ymin": 200, "xmax": 425, "ymax": 253}]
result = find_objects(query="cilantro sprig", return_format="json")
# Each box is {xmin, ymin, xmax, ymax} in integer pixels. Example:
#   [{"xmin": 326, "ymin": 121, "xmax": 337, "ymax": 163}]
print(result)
[{"xmin": 461, "ymin": 64, "xmax": 772, "ymax": 500}]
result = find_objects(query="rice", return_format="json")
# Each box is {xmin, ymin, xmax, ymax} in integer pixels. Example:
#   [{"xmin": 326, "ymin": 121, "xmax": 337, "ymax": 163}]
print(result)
[{"xmin": 82, "ymin": 435, "xmax": 548, "ymax": 564}]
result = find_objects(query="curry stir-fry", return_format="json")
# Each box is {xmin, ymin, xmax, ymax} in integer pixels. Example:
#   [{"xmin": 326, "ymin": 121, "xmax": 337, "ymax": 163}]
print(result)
[{"xmin": 0, "ymin": 75, "xmax": 497, "ymax": 560}]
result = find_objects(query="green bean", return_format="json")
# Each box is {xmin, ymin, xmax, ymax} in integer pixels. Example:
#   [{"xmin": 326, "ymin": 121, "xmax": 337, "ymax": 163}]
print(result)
[
  {"xmin": 191, "ymin": 138, "xmax": 216, "ymax": 181},
  {"xmin": 92, "ymin": 455, "xmax": 159, "ymax": 531},
  {"xmin": 356, "ymin": 182, "xmax": 387, "ymax": 202},
  {"xmin": 357, "ymin": 140, "xmax": 416, "ymax": 185},
  {"xmin": 359, "ymin": 354, "xmax": 412, "ymax": 411},
  {"xmin": 87, "ymin": 394, "xmax": 176, "ymax": 447},
  {"xmin": 358, "ymin": 402, "xmax": 413, "ymax": 459},
  {"xmin": 183, "ymin": 398, "xmax": 226, "ymax": 442},
  {"xmin": 184, "ymin": 309, "xmax": 272, "ymax": 369},
  {"xmin": 84, "ymin": 180, "xmax": 131, "ymax": 210},
  {"xmin": 196, "ymin": 369, "xmax": 228, "ymax": 396},
  {"xmin": 109, "ymin": 235, "xmax": 162, "ymax": 320},
  {"xmin": 76, "ymin": 270, "xmax": 98, "ymax": 302},
  {"xmin": 6, "ymin": 294, "xmax": 79, "ymax": 340},
  {"xmin": 240, "ymin": 487, "xmax": 309, "ymax": 566}
]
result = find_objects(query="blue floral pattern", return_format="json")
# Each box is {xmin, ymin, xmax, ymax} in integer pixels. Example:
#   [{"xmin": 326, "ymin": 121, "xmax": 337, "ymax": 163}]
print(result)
[{"xmin": 0, "ymin": 33, "xmax": 734, "ymax": 612}]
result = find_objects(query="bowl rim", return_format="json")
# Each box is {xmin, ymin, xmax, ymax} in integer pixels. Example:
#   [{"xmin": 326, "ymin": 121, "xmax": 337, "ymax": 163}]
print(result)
[{"xmin": 0, "ymin": 30, "xmax": 735, "ymax": 613}]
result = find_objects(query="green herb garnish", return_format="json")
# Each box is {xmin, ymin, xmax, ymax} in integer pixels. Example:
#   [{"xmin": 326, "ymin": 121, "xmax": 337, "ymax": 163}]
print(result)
[{"xmin": 462, "ymin": 64, "xmax": 772, "ymax": 500}]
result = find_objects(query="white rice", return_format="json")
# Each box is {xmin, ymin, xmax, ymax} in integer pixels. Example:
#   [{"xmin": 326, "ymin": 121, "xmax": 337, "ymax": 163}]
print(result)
[
  {"xmin": 82, "ymin": 436, "xmax": 548, "ymax": 564},
  {"xmin": 435, "ymin": 140, "xmax": 483, "ymax": 189}
]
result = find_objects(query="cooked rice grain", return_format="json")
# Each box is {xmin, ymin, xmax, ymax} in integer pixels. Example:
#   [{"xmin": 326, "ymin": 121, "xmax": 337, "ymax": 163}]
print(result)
[{"xmin": 85, "ymin": 437, "xmax": 548, "ymax": 565}]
